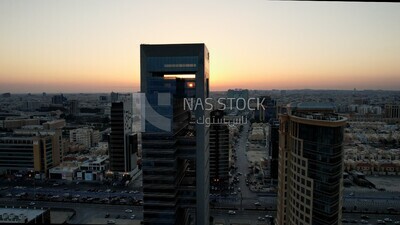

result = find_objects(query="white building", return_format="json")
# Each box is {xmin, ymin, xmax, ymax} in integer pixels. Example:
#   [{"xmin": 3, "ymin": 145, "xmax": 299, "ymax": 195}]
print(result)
[{"xmin": 69, "ymin": 127, "xmax": 99, "ymax": 149}]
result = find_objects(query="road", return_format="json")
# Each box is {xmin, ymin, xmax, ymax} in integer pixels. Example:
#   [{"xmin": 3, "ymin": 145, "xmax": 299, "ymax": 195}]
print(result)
[
  {"xmin": 235, "ymin": 121, "xmax": 259, "ymax": 209},
  {"xmin": 0, "ymin": 199, "xmax": 143, "ymax": 224}
]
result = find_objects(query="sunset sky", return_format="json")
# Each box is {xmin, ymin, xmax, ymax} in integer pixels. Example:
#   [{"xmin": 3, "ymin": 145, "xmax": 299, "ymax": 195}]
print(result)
[{"xmin": 0, "ymin": 0, "xmax": 399, "ymax": 93}]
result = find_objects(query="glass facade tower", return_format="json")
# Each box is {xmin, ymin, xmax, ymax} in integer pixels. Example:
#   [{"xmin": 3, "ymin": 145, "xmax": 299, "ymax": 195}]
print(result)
[
  {"xmin": 276, "ymin": 103, "xmax": 347, "ymax": 225},
  {"xmin": 140, "ymin": 44, "xmax": 210, "ymax": 225}
]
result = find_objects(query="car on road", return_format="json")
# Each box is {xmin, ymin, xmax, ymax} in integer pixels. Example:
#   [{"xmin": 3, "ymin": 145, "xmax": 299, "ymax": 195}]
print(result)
[
  {"xmin": 257, "ymin": 217, "xmax": 265, "ymax": 221},
  {"xmin": 130, "ymin": 215, "xmax": 136, "ymax": 220},
  {"xmin": 28, "ymin": 202, "xmax": 35, "ymax": 206},
  {"xmin": 265, "ymin": 215, "xmax": 272, "ymax": 218},
  {"xmin": 361, "ymin": 215, "xmax": 369, "ymax": 219},
  {"xmin": 377, "ymin": 220, "xmax": 386, "ymax": 224},
  {"xmin": 228, "ymin": 210, "xmax": 236, "ymax": 215},
  {"xmin": 107, "ymin": 220, "xmax": 116, "ymax": 224},
  {"xmin": 237, "ymin": 188, "xmax": 241, "ymax": 192},
  {"xmin": 254, "ymin": 202, "xmax": 261, "ymax": 207},
  {"xmin": 6, "ymin": 193, "xmax": 12, "ymax": 197},
  {"xmin": 384, "ymin": 218, "xmax": 393, "ymax": 222},
  {"xmin": 360, "ymin": 220, "xmax": 369, "ymax": 224},
  {"xmin": 125, "ymin": 209, "xmax": 133, "ymax": 213}
]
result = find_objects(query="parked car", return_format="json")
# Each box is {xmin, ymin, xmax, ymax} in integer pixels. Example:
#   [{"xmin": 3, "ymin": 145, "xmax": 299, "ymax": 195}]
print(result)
[{"xmin": 228, "ymin": 210, "xmax": 236, "ymax": 215}]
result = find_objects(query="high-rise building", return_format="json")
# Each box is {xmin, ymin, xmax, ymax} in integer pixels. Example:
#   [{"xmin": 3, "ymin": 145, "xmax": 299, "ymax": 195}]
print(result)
[
  {"xmin": 141, "ymin": 43, "xmax": 210, "ymax": 225},
  {"xmin": 109, "ymin": 94, "xmax": 139, "ymax": 173},
  {"xmin": 276, "ymin": 103, "xmax": 347, "ymax": 225},
  {"xmin": 209, "ymin": 110, "xmax": 230, "ymax": 192}
]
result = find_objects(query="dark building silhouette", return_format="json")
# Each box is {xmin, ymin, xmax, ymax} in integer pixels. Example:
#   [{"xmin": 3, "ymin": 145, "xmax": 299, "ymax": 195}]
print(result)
[
  {"xmin": 109, "ymin": 101, "xmax": 138, "ymax": 173},
  {"xmin": 255, "ymin": 96, "xmax": 277, "ymax": 122},
  {"xmin": 51, "ymin": 94, "xmax": 66, "ymax": 105},
  {"xmin": 209, "ymin": 110, "xmax": 230, "ymax": 192},
  {"xmin": 141, "ymin": 43, "xmax": 210, "ymax": 225}
]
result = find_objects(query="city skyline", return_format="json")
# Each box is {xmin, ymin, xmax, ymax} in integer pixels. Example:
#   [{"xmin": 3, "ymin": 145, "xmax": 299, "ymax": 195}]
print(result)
[{"xmin": 1, "ymin": 1, "xmax": 400, "ymax": 93}]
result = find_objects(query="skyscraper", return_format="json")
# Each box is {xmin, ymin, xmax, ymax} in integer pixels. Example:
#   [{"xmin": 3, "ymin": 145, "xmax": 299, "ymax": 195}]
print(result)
[
  {"xmin": 141, "ymin": 44, "xmax": 210, "ymax": 225},
  {"xmin": 109, "ymin": 94, "xmax": 138, "ymax": 173},
  {"xmin": 209, "ymin": 110, "xmax": 230, "ymax": 192},
  {"xmin": 276, "ymin": 103, "xmax": 347, "ymax": 225}
]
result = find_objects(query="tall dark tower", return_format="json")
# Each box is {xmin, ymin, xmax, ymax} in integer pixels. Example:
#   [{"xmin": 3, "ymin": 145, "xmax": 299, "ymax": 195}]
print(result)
[
  {"xmin": 109, "ymin": 95, "xmax": 138, "ymax": 173},
  {"xmin": 141, "ymin": 44, "xmax": 210, "ymax": 225},
  {"xmin": 276, "ymin": 103, "xmax": 347, "ymax": 225},
  {"xmin": 209, "ymin": 110, "xmax": 230, "ymax": 192}
]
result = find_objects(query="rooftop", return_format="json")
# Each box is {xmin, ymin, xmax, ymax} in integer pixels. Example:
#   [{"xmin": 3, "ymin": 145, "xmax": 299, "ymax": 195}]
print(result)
[
  {"xmin": 0, "ymin": 207, "xmax": 47, "ymax": 223},
  {"xmin": 287, "ymin": 102, "xmax": 336, "ymax": 111}
]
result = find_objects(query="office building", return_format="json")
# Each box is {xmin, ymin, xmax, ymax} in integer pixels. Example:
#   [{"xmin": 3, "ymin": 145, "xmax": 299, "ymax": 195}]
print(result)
[
  {"xmin": 109, "ymin": 95, "xmax": 139, "ymax": 173},
  {"xmin": 384, "ymin": 103, "xmax": 400, "ymax": 119},
  {"xmin": 209, "ymin": 110, "xmax": 230, "ymax": 192},
  {"xmin": 2, "ymin": 118, "xmax": 40, "ymax": 130},
  {"xmin": 141, "ymin": 44, "xmax": 210, "ymax": 225},
  {"xmin": 0, "ymin": 135, "xmax": 60, "ymax": 176},
  {"xmin": 255, "ymin": 96, "xmax": 277, "ymax": 122},
  {"xmin": 276, "ymin": 103, "xmax": 347, "ymax": 225}
]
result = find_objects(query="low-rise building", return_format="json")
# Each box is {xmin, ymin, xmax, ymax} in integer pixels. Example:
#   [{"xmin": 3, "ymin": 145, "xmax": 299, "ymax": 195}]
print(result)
[{"xmin": 0, "ymin": 207, "xmax": 50, "ymax": 224}]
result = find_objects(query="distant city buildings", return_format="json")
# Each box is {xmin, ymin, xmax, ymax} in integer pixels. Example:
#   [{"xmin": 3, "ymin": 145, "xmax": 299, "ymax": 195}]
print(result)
[
  {"xmin": 226, "ymin": 89, "xmax": 249, "ymax": 115},
  {"xmin": 1, "ymin": 118, "xmax": 40, "ymax": 130},
  {"xmin": 51, "ymin": 94, "xmax": 66, "ymax": 105},
  {"xmin": 254, "ymin": 96, "xmax": 277, "ymax": 123},
  {"xmin": 276, "ymin": 102, "xmax": 347, "ymax": 225},
  {"xmin": 69, "ymin": 127, "xmax": 100, "ymax": 149}
]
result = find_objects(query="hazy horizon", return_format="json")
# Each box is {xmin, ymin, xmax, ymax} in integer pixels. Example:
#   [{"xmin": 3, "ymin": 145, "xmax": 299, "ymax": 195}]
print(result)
[{"xmin": 1, "ymin": 1, "xmax": 399, "ymax": 93}]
